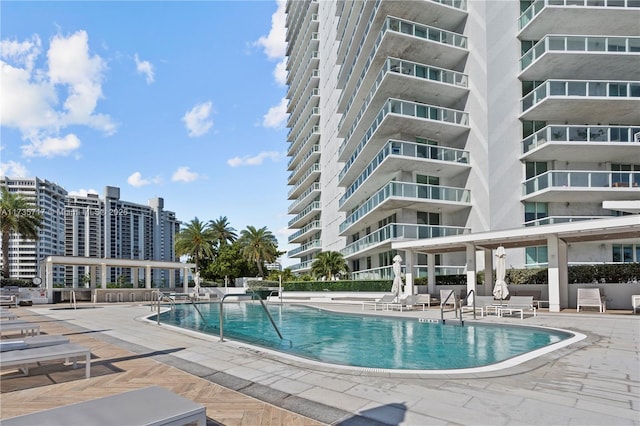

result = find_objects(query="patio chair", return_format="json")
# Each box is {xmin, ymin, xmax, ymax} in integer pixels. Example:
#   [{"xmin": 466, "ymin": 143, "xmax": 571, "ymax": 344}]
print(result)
[
  {"xmin": 440, "ymin": 290, "xmax": 458, "ymax": 309},
  {"xmin": 0, "ymin": 320, "xmax": 40, "ymax": 337},
  {"xmin": 461, "ymin": 295, "xmax": 496, "ymax": 317},
  {"xmin": 497, "ymin": 296, "xmax": 537, "ymax": 319},
  {"xmin": 362, "ymin": 294, "xmax": 397, "ymax": 311},
  {"xmin": 0, "ymin": 386, "xmax": 207, "ymax": 426},
  {"xmin": 577, "ymin": 288, "xmax": 606, "ymax": 313},
  {"xmin": 0, "ymin": 342, "xmax": 91, "ymax": 378}
]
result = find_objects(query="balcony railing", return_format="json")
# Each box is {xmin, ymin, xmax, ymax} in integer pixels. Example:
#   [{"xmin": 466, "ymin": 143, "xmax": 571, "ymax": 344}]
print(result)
[
  {"xmin": 523, "ymin": 171, "xmax": 640, "ymax": 195},
  {"xmin": 288, "ymin": 144, "xmax": 320, "ymax": 182},
  {"xmin": 521, "ymin": 35, "xmax": 640, "ymax": 70},
  {"xmin": 288, "ymin": 201, "xmax": 321, "ymax": 227},
  {"xmin": 341, "ymin": 223, "xmax": 469, "ymax": 257},
  {"xmin": 288, "ymin": 183, "xmax": 320, "ymax": 212},
  {"xmin": 519, "ymin": 0, "xmax": 640, "ymax": 30},
  {"xmin": 339, "ymin": 98, "xmax": 469, "ymax": 157},
  {"xmin": 288, "ymin": 220, "xmax": 322, "ymax": 243},
  {"xmin": 288, "ymin": 163, "xmax": 321, "ymax": 197},
  {"xmin": 524, "ymin": 216, "xmax": 605, "ymax": 226},
  {"xmin": 350, "ymin": 264, "xmax": 466, "ymax": 280},
  {"xmin": 340, "ymin": 140, "xmax": 469, "ymax": 206},
  {"xmin": 290, "ymin": 260, "xmax": 313, "ymax": 272},
  {"xmin": 522, "ymin": 125, "xmax": 640, "ymax": 153},
  {"xmin": 340, "ymin": 181, "xmax": 471, "ymax": 233},
  {"xmin": 288, "ymin": 239, "xmax": 322, "ymax": 257},
  {"xmin": 521, "ymin": 80, "xmax": 640, "ymax": 112}
]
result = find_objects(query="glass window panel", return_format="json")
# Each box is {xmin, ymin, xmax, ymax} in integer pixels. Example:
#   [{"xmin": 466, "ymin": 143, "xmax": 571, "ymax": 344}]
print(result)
[
  {"xmin": 567, "ymin": 81, "xmax": 586, "ymax": 96},
  {"xmin": 538, "ymin": 246, "xmax": 548, "ymax": 264},
  {"xmin": 551, "ymin": 126, "xmax": 567, "ymax": 141},
  {"xmin": 587, "ymin": 37, "xmax": 606, "ymax": 51},
  {"xmin": 414, "ymin": 26, "xmax": 426, "ymax": 38},
  {"xmin": 589, "ymin": 127, "xmax": 607, "ymax": 141},
  {"xmin": 416, "ymin": 105, "xmax": 427, "ymax": 118},
  {"xmin": 612, "ymin": 244, "xmax": 622, "ymax": 262},
  {"xmin": 570, "ymin": 127, "xmax": 588, "ymax": 141},
  {"xmin": 630, "ymin": 83, "xmax": 640, "ymax": 97},
  {"xmin": 609, "ymin": 83, "xmax": 627, "ymax": 97},
  {"xmin": 400, "ymin": 22, "xmax": 412, "ymax": 35},
  {"xmin": 548, "ymin": 37, "xmax": 565, "ymax": 51},
  {"xmin": 607, "ymin": 37, "xmax": 625, "ymax": 52},
  {"xmin": 389, "ymin": 58, "xmax": 401, "ymax": 73},
  {"xmin": 566, "ymin": 37, "xmax": 585, "ymax": 51},
  {"xmin": 429, "ymin": 68, "xmax": 441, "ymax": 81},
  {"xmin": 525, "ymin": 247, "xmax": 537, "ymax": 264},
  {"xmin": 415, "ymin": 65, "xmax": 426, "ymax": 78},
  {"xmin": 623, "ymin": 245, "xmax": 634, "ymax": 263},
  {"xmin": 630, "ymin": 38, "xmax": 640, "ymax": 53},
  {"xmin": 550, "ymin": 81, "xmax": 565, "ymax": 95}
]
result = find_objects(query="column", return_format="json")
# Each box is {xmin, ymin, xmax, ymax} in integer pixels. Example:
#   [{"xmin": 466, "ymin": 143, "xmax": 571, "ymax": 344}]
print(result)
[
  {"xmin": 427, "ymin": 253, "xmax": 436, "ymax": 296},
  {"xmin": 132, "ymin": 267, "xmax": 138, "ymax": 288},
  {"xmin": 90, "ymin": 266, "xmax": 96, "ymax": 288},
  {"xmin": 45, "ymin": 261, "xmax": 54, "ymax": 303},
  {"xmin": 183, "ymin": 268, "xmax": 189, "ymax": 293},
  {"xmin": 169, "ymin": 269, "xmax": 175, "ymax": 289},
  {"xmin": 547, "ymin": 234, "xmax": 568, "ymax": 313},
  {"xmin": 404, "ymin": 250, "xmax": 414, "ymax": 295},
  {"xmin": 465, "ymin": 243, "xmax": 477, "ymax": 301},
  {"xmin": 145, "ymin": 266, "xmax": 152, "ymax": 289},
  {"xmin": 483, "ymin": 248, "xmax": 494, "ymax": 297},
  {"xmin": 100, "ymin": 263, "xmax": 107, "ymax": 289}
]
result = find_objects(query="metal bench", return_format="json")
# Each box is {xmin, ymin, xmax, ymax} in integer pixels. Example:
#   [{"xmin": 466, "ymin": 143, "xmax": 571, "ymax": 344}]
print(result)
[{"xmin": 0, "ymin": 342, "xmax": 91, "ymax": 378}]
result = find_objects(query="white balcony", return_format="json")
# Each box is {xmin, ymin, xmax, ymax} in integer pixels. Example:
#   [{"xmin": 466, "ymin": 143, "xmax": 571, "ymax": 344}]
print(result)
[
  {"xmin": 520, "ymin": 80, "xmax": 640, "ymax": 122},
  {"xmin": 288, "ymin": 144, "xmax": 320, "ymax": 184},
  {"xmin": 288, "ymin": 220, "xmax": 322, "ymax": 244},
  {"xmin": 288, "ymin": 201, "xmax": 321, "ymax": 228},
  {"xmin": 289, "ymin": 260, "xmax": 313, "ymax": 273},
  {"xmin": 520, "ymin": 35, "xmax": 640, "ymax": 80},
  {"xmin": 288, "ymin": 239, "xmax": 322, "ymax": 258},
  {"xmin": 521, "ymin": 125, "xmax": 640, "ymax": 162},
  {"xmin": 288, "ymin": 163, "xmax": 321, "ymax": 199},
  {"xmin": 519, "ymin": 0, "xmax": 640, "ymax": 39},
  {"xmin": 522, "ymin": 170, "xmax": 640, "ymax": 202},
  {"xmin": 288, "ymin": 183, "xmax": 321, "ymax": 214},
  {"xmin": 524, "ymin": 215, "xmax": 606, "ymax": 226}
]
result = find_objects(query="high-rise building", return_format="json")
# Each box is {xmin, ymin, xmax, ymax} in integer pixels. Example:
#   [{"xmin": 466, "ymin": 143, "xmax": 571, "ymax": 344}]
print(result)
[
  {"xmin": 0, "ymin": 177, "xmax": 67, "ymax": 281},
  {"xmin": 1, "ymin": 178, "xmax": 181, "ymax": 284},
  {"xmin": 285, "ymin": 0, "xmax": 640, "ymax": 278}
]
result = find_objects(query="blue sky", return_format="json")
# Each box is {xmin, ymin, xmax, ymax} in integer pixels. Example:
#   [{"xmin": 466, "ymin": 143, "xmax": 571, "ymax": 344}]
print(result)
[{"xmin": 1, "ymin": 0, "xmax": 298, "ymax": 266}]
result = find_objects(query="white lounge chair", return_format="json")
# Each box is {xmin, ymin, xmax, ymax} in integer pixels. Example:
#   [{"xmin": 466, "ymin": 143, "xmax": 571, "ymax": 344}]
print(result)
[
  {"xmin": 0, "ymin": 386, "xmax": 207, "ymax": 426},
  {"xmin": 461, "ymin": 295, "xmax": 496, "ymax": 317},
  {"xmin": 387, "ymin": 294, "xmax": 431, "ymax": 311},
  {"xmin": 0, "ymin": 320, "xmax": 40, "ymax": 337},
  {"xmin": 0, "ymin": 311, "xmax": 18, "ymax": 320},
  {"xmin": 0, "ymin": 342, "xmax": 91, "ymax": 378},
  {"xmin": 577, "ymin": 288, "xmax": 606, "ymax": 313},
  {"xmin": 0, "ymin": 335, "xmax": 70, "ymax": 352},
  {"xmin": 497, "ymin": 296, "xmax": 537, "ymax": 319},
  {"xmin": 362, "ymin": 294, "xmax": 397, "ymax": 311},
  {"xmin": 440, "ymin": 290, "xmax": 458, "ymax": 308},
  {"xmin": 0, "ymin": 295, "xmax": 18, "ymax": 308}
]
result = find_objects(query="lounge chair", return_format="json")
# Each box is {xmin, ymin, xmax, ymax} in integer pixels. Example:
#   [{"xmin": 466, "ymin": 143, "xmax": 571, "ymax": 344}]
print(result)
[
  {"xmin": 577, "ymin": 288, "xmax": 606, "ymax": 313},
  {"xmin": 461, "ymin": 295, "xmax": 496, "ymax": 317},
  {"xmin": 1, "ymin": 386, "xmax": 207, "ymax": 426},
  {"xmin": 496, "ymin": 296, "xmax": 537, "ymax": 319},
  {"xmin": 387, "ymin": 294, "xmax": 431, "ymax": 311},
  {"xmin": 0, "ymin": 342, "xmax": 91, "ymax": 378},
  {"xmin": 0, "ymin": 320, "xmax": 40, "ymax": 337},
  {"xmin": 0, "ymin": 311, "xmax": 18, "ymax": 320},
  {"xmin": 0, "ymin": 295, "xmax": 18, "ymax": 308},
  {"xmin": 0, "ymin": 335, "xmax": 70, "ymax": 352},
  {"xmin": 440, "ymin": 290, "xmax": 458, "ymax": 309},
  {"xmin": 362, "ymin": 294, "xmax": 397, "ymax": 311}
]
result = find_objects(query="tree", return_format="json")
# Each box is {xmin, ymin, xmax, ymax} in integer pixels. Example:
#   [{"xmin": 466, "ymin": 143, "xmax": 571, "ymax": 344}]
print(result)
[
  {"xmin": 209, "ymin": 216, "xmax": 237, "ymax": 248},
  {"xmin": 1, "ymin": 187, "xmax": 43, "ymax": 278},
  {"xmin": 174, "ymin": 217, "xmax": 215, "ymax": 274},
  {"xmin": 203, "ymin": 241, "xmax": 256, "ymax": 282},
  {"xmin": 311, "ymin": 251, "xmax": 349, "ymax": 281},
  {"xmin": 237, "ymin": 226, "xmax": 278, "ymax": 278}
]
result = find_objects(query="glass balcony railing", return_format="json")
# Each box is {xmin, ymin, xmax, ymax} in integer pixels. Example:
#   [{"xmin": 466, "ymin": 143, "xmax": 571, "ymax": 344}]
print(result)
[
  {"xmin": 522, "ymin": 125, "xmax": 640, "ymax": 153},
  {"xmin": 524, "ymin": 216, "xmax": 605, "ymax": 226},
  {"xmin": 351, "ymin": 264, "xmax": 466, "ymax": 280},
  {"xmin": 521, "ymin": 80, "xmax": 640, "ymax": 112},
  {"xmin": 339, "ymin": 181, "xmax": 471, "ymax": 233},
  {"xmin": 287, "ymin": 125, "xmax": 319, "ymax": 156},
  {"xmin": 288, "ymin": 220, "xmax": 322, "ymax": 243},
  {"xmin": 339, "ymin": 98, "xmax": 469, "ymax": 158},
  {"xmin": 339, "ymin": 140, "xmax": 469, "ymax": 206},
  {"xmin": 288, "ymin": 239, "xmax": 321, "ymax": 257},
  {"xmin": 288, "ymin": 183, "xmax": 320, "ymax": 213},
  {"xmin": 288, "ymin": 144, "xmax": 320, "ymax": 182},
  {"xmin": 288, "ymin": 201, "xmax": 321, "ymax": 227},
  {"xmin": 521, "ymin": 35, "xmax": 640, "ymax": 70},
  {"xmin": 340, "ymin": 223, "xmax": 469, "ymax": 257},
  {"xmin": 523, "ymin": 171, "xmax": 640, "ymax": 195},
  {"xmin": 287, "ymin": 163, "xmax": 320, "ymax": 197},
  {"xmin": 290, "ymin": 260, "xmax": 313, "ymax": 272},
  {"xmin": 340, "ymin": 56, "xmax": 468, "ymax": 132},
  {"xmin": 519, "ymin": 0, "xmax": 640, "ymax": 30}
]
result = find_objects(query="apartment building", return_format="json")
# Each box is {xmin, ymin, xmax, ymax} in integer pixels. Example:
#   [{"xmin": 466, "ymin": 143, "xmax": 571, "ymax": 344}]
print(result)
[
  {"xmin": 285, "ymin": 0, "xmax": 640, "ymax": 278},
  {"xmin": 1, "ymin": 178, "xmax": 181, "ymax": 284},
  {"xmin": 0, "ymin": 177, "xmax": 67, "ymax": 281}
]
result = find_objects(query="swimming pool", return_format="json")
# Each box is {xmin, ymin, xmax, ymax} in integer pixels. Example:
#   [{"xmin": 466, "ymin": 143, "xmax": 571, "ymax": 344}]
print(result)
[{"xmin": 152, "ymin": 302, "xmax": 577, "ymax": 371}]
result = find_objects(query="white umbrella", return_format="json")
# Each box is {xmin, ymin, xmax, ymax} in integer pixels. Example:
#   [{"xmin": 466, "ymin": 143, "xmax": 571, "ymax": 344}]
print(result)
[
  {"xmin": 493, "ymin": 246, "xmax": 509, "ymax": 301},
  {"xmin": 391, "ymin": 254, "xmax": 403, "ymax": 302},
  {"xmin": 193, "ymin": 271, "xmax": 201, "ymax": 295}
]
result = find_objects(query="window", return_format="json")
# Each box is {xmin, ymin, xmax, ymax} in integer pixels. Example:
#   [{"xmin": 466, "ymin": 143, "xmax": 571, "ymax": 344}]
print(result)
[
  {"xmin": 525, "ymin": 162, "xmax": 547, "ymax": 179},
  {"xmin": 612, "ymin": 244, "xmax": 637, "ymax": 263},
  {"xmin": 525, "ymin": 246, "xmax": 548, "ymax": 265},
  {"xmin": 524, "ymin": 202, "xmax": 548, "ymax": 224}
]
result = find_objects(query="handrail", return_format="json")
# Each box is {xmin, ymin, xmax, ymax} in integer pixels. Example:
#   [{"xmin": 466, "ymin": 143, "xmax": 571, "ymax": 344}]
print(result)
[
  {"xmin": 460, "ymin": 289, "xmax": 476, "ymax": 322},
  {"xmin": 440, "ymin": 290, "xmax": 461, "ymax": 325},
  {"xmin": 188, "ymin": 296, "xmax": 210, "ymax": 327},
  {"xmin": 156, "ymin": 292, "xmax": 175, "ymax": 325},
  {"xmin": 219, "ymin": 293, "xmax": 283, "ymax": 342}
]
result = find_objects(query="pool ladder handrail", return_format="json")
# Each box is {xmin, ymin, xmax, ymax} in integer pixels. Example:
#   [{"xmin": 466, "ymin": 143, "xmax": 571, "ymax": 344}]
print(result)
[
  {"xmin": 187, "ymin": 295, "xmax": 210, "ymax": 327},
  {"xmin": 440, "ymin": 290, "xmax": 463, "ymax": 326},
  {"xmin": 219, "ymin": 292, "xmax": 283, "ymax": 342},
  {"xmin": 460, "ymin": 289, "xmax": 477, "ymax": 322},
  {"xmin": 155, "ymin": 292, "xmax": 175, "ymax": 325}
]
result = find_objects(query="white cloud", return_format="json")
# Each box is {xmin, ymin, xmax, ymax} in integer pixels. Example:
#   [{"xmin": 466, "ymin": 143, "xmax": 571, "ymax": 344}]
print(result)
[
  {"xmin": 0, "ymin": 31, "xmax": 116, "ymax": 158},
  {"xmin": 171, "ymin": 166, "xmax": 199, "ymax": 183},
  {"xmin": 255, "ymin": 0, "xmax": 286, "ymax": 60},
  {"xmin": 127, "ymin": 171, "xmax": 151, "ymax": 187},
  {"xmin": 182, "ymin": 101, "xmax": 213, "ymax": 137},
  {"xmin": 227, "ymin": 151, "xmax": 283, "ymax": 167},
  {"xmin": 273, "ymin": 57, "xmax": 287, "ymax": 86},
  {"xmin": 68, "ymin": 188, "xmax": 99, "ymax": 197},
  {"xmin": 0, "ymin": 160, "xmax": 29, "ymax": 177},
  {"xmin": 134, "ymin": 53, "xmax": 154, "ymax": 84},
  {"xmin": 21, "ymin": 134, "xmax": 81, "ymax": 158},
  {"xmin": 263, "ymin": 97, "xmax": 288, "ymax": 128}
]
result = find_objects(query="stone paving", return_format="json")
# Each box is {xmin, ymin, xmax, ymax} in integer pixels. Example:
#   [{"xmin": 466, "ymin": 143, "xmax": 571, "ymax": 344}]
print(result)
[{"xmin": 3, "ymin": 302, "xmax": 639, "ymax": 425}]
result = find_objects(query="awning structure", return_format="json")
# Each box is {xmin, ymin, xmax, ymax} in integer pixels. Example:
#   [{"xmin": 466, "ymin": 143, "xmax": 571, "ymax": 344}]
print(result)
[{"xmin": 392, "ymin": 215, "xmax": 640, "ymax": 312}]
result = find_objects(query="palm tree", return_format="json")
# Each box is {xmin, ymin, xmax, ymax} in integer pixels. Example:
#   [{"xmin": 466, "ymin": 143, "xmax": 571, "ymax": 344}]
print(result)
[
  {"xmin": 311, "ymin": 251, "xmax": 349, "ymax": 281},
  {"xmin": 237, "ymin": 226, "xmax": 278, "ymax": 277},
  {"xmin": 209, "ymin": 216, "xmax": 237, "ymax": 248},
  {"xmin": 174, "ymin": 217, "xmax": 215, "ymax": 274},
  {"xmin": 1, "ymin": 187, "xmax": 43, "ymax": 278}
]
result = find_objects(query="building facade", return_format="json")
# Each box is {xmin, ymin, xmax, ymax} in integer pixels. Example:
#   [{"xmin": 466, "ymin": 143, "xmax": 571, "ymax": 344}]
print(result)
[
  {"xmin": 285, "ymin": 0, "xmax": 640, "ymax": 278},
  {"xmin": 1, "ymin": 178, "xmax": 181, "ymax": 285}
]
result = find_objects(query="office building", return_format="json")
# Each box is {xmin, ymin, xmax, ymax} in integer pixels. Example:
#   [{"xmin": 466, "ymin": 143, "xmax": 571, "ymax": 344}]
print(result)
[{"xmin": 285, "ymin": 0, "xmax": 640, "ymax": 278}]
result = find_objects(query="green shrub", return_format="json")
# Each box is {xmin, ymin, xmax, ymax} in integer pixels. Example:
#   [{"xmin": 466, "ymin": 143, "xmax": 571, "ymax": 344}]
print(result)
[
  {"xmin": 282, "ymin": 280, "xmax": 392, "ymax": 292},
  {"xmin": 0, "ymin": 278, "xmax": 34, "ymax": 287}
]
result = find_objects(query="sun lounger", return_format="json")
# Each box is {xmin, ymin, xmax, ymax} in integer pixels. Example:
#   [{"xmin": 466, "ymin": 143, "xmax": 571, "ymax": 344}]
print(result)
[
  {"xmin": 0, "ymin": 335, "xmax": 70, "ymax": 352},
  {"xmin": 577, "ymin": 288, "xmax": 606, "ymax": 313},
  {"xmin": 0, "ymin": 311, "xmax": 18, "ymax": 320},
  {"xmin": 496, "ymin": 296, "xmax": 537, "ymax": 319},
  {"xmin": 0, "ymin": 320, "xmax": 40, "ymax": 337},
  {"xmin": 0, "ymin": 295, "xmax": 18, "ymax": 308},
  {"xmin": 362, "ymin": 294, "xmax": 397, "ymax": 311},
  {"xmin": 461, "ymin": 295, "xmax": 496, "ymax": 317},
  {"xmin": 1, "ymin": 385, "xmax": 207, "ymax": 426},
  {"xmin": 0, "ymin": 342, "xmax": 91, "ymax": 378},
  {"xmin": 387, "ymin": 294, "xmax": 431, "ymax": 311}
]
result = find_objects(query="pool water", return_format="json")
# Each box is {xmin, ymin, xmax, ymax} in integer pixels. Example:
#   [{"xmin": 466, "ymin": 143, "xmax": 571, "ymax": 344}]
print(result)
[{"xmin": 155, "ymin": 302, "xmax": 572, "ymax": 370}]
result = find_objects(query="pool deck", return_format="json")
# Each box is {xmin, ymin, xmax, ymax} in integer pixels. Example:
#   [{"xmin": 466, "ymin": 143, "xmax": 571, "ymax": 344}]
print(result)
[{"xmin": 1, "ymin": 302, "xmax": 638, "ymax": 425}]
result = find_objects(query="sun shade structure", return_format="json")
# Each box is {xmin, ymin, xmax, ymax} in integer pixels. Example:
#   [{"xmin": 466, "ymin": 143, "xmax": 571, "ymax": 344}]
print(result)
[{"xmin": 492, "ymin": 246, "xmax": 509, "ymax": 301}]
